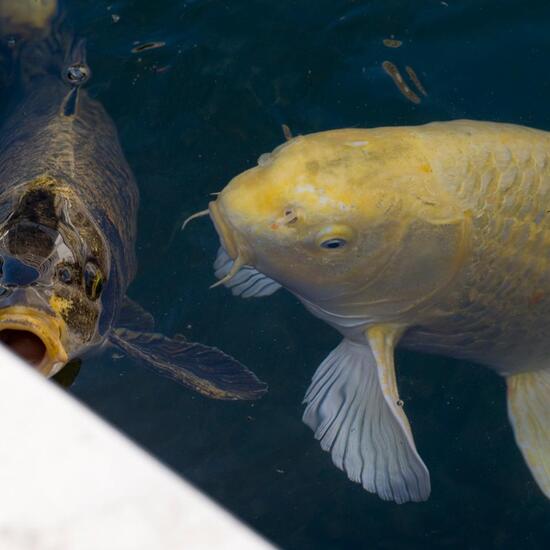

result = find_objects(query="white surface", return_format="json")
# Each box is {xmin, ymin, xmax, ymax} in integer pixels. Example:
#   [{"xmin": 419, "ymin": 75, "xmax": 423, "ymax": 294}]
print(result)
[{"xmin": 0, "ymin": 345, "xmax": 273, "ymax": 550}]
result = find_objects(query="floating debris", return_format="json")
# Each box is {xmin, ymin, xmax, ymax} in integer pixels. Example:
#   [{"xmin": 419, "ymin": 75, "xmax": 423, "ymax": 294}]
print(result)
[
  {"xmin": 282, "ymin": 123, "xmax": 293, "ymax": 141},
  {"xmin": 382, "ymin": 61, "xmax": 420, "ymax": 104},
  {"xmin": 154, "ymin": 65, "xmax": 171, "ymax": 74},
  {"xmin": 111, "ymin": 14, "xmax": 120, "ymax": 23},
  {"xmin": 383, "ymin": 38, "xmax": 402, "ymax": 48},
  {"xmin": 405, "ymin": 65, "xmax": 428, "ymax": 97},
  {"xmin": 131, "ymin": 41, "xmax": 166, "ymax": 54}
]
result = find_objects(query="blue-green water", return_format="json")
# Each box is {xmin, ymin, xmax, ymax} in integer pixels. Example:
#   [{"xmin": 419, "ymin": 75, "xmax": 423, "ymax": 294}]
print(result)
[{"xmin": 52, "ymin": 0, "xmax": 550, "ymax": 547}]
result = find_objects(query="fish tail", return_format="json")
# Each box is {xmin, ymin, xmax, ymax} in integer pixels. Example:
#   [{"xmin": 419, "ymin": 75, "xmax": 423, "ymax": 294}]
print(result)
[{"xmin": 507, "ymin": 369, "xmax": 550, "ymax": 498}]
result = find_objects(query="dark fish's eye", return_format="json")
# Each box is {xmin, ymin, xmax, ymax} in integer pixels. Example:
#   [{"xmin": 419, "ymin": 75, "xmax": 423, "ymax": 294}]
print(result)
[
  {"xmin": 58, "ymin": 266, "xmax": 73, "ymax": 284},
  {"xmin": 320, "ymin": 238, "xmax": 347, "ymax": 249},
  {"xmin": 84, "ymin": 262, "xmax": 104, "ymax": 301}
]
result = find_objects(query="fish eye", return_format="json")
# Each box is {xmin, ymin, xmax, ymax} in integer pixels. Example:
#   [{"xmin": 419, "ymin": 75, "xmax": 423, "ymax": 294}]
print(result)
[
  {"xmin": 315, "ymin": 224, "xmax": 355, "ymax": 251},
  {"xmin": 57, "ymin": 266, "xmax": 73, "ymax": 284},
  {"xmin": 84, "ymin": 262, "xmax": 104, "ymax": 301},
  {"xmin": 320, "ymin": 238, "xmax": 347, "ymax": 249}
]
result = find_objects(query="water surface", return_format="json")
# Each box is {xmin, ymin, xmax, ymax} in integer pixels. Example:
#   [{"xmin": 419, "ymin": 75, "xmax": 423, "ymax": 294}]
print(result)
[{"xmin": 57, "ymin": 1, "xmax": 550, "ymax": 547}]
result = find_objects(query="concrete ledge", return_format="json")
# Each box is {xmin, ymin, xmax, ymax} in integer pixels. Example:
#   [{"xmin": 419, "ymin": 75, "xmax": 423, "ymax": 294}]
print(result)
[{"xmin": 0, "ymin": 345, "xmax": 272, "ymax": 550}]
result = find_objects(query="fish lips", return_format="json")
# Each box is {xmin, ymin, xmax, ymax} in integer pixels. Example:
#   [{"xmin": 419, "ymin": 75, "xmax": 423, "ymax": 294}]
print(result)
[
  {"xmin": 208, "ymin": 200, "xmax": 240, "ymax": 260},
  {"xmin": 0, "ymin": 306, "xmax": 68, "ymax": 376}
]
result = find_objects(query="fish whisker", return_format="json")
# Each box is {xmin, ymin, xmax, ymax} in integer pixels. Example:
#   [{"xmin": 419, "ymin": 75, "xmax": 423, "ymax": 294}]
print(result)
[
  {"xmin": 210, "ymin": 255, "xmax": 245, "ymax": 289},
  {"xmin": 181, "ymin": 209, "xmax": 210, "ymax": 231}
]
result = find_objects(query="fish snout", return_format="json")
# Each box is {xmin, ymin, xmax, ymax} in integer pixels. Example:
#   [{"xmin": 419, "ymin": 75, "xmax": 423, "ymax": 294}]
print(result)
[{"xmin": 0, "ymin": 306, "xmax": 68, "ymax": 376}]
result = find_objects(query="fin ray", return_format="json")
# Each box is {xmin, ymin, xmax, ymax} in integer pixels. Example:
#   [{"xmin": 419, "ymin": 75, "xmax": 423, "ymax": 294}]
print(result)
[
  {"xmin": 214, "ymin": 246, "xmax": 281, "ymax": 298},
  {"xmin": 117, "ymin": 296, "xmax": 155, "ymax": 332},
  {"xmin": 303, "ymin": 339, "xmax": 430, "ymax": 503},
  {"xmin": 507, "ymin": 369, "xmax": 550, "ymax": 498},
  {"xmin": 109, "ymin": 328, "xmax": 267, "ymax": 400}
]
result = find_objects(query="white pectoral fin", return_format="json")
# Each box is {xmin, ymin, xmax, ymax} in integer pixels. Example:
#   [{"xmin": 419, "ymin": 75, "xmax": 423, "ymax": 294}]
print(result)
[
  {"xmin": 507, "ymin": 369, "xmax": 550, "ymax": 498},
  {"xmin": 214, "ymin": 246, "xmax": 281, "ymax": 298},
  {"xmin": 302, "ymin": 328, "xmax": 430, "ymax": 503}
]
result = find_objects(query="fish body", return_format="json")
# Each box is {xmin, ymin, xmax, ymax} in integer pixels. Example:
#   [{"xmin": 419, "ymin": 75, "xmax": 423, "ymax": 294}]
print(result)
[
  {"xmin": 0, "ymin": 5, "xmax": 266, "ymax": 400},
  {"xmin": 0, "ymin": 37, "xmax": 137, "ymax": 362},
  {"xmin": 209, "ymin": 120, "xmax": 550, "ymax": 501}
]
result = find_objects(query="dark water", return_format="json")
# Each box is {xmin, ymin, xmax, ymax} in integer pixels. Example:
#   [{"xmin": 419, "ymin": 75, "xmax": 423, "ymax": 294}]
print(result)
[{"xmin": 43, "ymin": 0, "xmax": 550, "ymax": 547}]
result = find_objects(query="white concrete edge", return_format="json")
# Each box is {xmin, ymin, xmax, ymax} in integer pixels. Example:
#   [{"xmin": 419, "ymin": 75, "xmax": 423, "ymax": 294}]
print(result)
[{"xmin": 0, "ymin": 344, "xmax": 274, "ymax": 550}]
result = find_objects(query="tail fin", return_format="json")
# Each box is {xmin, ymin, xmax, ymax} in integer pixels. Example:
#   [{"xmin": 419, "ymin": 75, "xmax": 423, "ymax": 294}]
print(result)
[{"xmin": 507, "ymin": 369, "xmax": 550, "ymax": 498}]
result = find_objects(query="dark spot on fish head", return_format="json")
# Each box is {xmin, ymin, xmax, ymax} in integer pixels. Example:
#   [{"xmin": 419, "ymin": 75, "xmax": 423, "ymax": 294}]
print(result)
[
  {"xmin": 12, "ymin": 188, "xmax": 58, "ymax": 228},
  {"xmin": 6, "ymin": 222, "xmax": 56, "ymax": 258}
]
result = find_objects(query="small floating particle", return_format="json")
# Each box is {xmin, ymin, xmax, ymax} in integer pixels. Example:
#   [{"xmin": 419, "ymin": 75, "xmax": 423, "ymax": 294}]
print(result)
[
  {"xmin": 441, "ymin": 1, "xmax": 449, "ymax": 6},
  {"xmin": 131, "ymin": 41, "xmax": 166, "ymax": 54},
  {"xmin": 282, "ymin": 123, "xmax": 293, "ymax": 141},
  {"xmin": 383, "ymin": 38, "xmax": 402, "ymax": 48},
  {"xmin": 111, "ymin": 14, "xmax": 120, "ymax": 23},
  {"xmin": 154, "ymin": 65, "xmax": 172, "ymax": 74},
  {"xmin": 382, "ymin": 61, "xmax": 420, "ymax": 104},
  {"xmin": 275, "ymin": 468, "xmax": 285, "ymax": 474},
  {"xmin": 405, "ymin": 65, "xmax": 428, "ymax": 97}
]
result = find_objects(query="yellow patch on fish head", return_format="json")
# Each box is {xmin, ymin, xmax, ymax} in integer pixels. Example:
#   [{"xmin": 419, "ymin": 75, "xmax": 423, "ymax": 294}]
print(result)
[
  {"xmin": 49, "ymin": 294, "xmax": 73, "ymax": 317},
  {"xmin": 214, "ymin": 128, "xmax": 471, "ymax": 313}
]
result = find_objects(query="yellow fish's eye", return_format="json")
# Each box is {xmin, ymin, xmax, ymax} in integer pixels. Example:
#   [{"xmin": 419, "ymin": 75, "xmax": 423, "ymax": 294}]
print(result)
[
  {"xmin": 320, "ymin": 238, "xmax": 347, "ymax": 249},
  {"xmin": 315, "ymin": 224, "xmax": 355, "ymax": 251},
  {"xmin": 84, "ymin": 262, "xmax": 104, "ymax": 301}
]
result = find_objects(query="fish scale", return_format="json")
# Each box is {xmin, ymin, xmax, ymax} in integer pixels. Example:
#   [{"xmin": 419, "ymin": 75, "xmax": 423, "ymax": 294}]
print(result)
[{"xmin": 398, "ymin": 122, "xmax": 550, "ymax": 371}]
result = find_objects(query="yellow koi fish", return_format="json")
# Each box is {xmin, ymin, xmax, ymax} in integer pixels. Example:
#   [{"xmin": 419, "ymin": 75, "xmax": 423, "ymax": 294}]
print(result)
[{"xmin": 204, "ymin": 120, "xmax": 550, "ymax": 502}]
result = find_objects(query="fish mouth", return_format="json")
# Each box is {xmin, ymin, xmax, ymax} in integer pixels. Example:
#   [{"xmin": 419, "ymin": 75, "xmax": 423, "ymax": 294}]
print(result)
[
  {"xmin": 0, "ymin": 307, "xmax": 68, "ymax": 376},
  {"xmin": 208, "ymin": 199, "xmax": 254, "ymax": 287},
  {"xmin": 208, "ymin": 200, "xmax": 240, "ymax": 260}
]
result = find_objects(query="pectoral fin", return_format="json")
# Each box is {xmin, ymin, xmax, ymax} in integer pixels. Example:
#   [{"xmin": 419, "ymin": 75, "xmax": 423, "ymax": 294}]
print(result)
[
  {"xmin": 214, "ymin": 246, "xmax": 281, "ymax": 298},
  {"xmin": 117, "ymin": 296, "xmax": 155, "ymax": 332},
  {"xmin": 507, "ymin": 369, "xmax": 550, "ymax": 498},
  {"xmin": 109, "ymin": 328, "xmax": 267, "ymax": 400},
  {"xmin": 302, "ymin": 329, "xmax": 430, "ymax": 503}
]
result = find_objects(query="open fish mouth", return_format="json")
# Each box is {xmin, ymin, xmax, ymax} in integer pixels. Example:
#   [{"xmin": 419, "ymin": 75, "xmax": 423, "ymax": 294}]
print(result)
[{"xmin": 0, "ymin": 307, "xmax": 68, "ymax": 376}]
